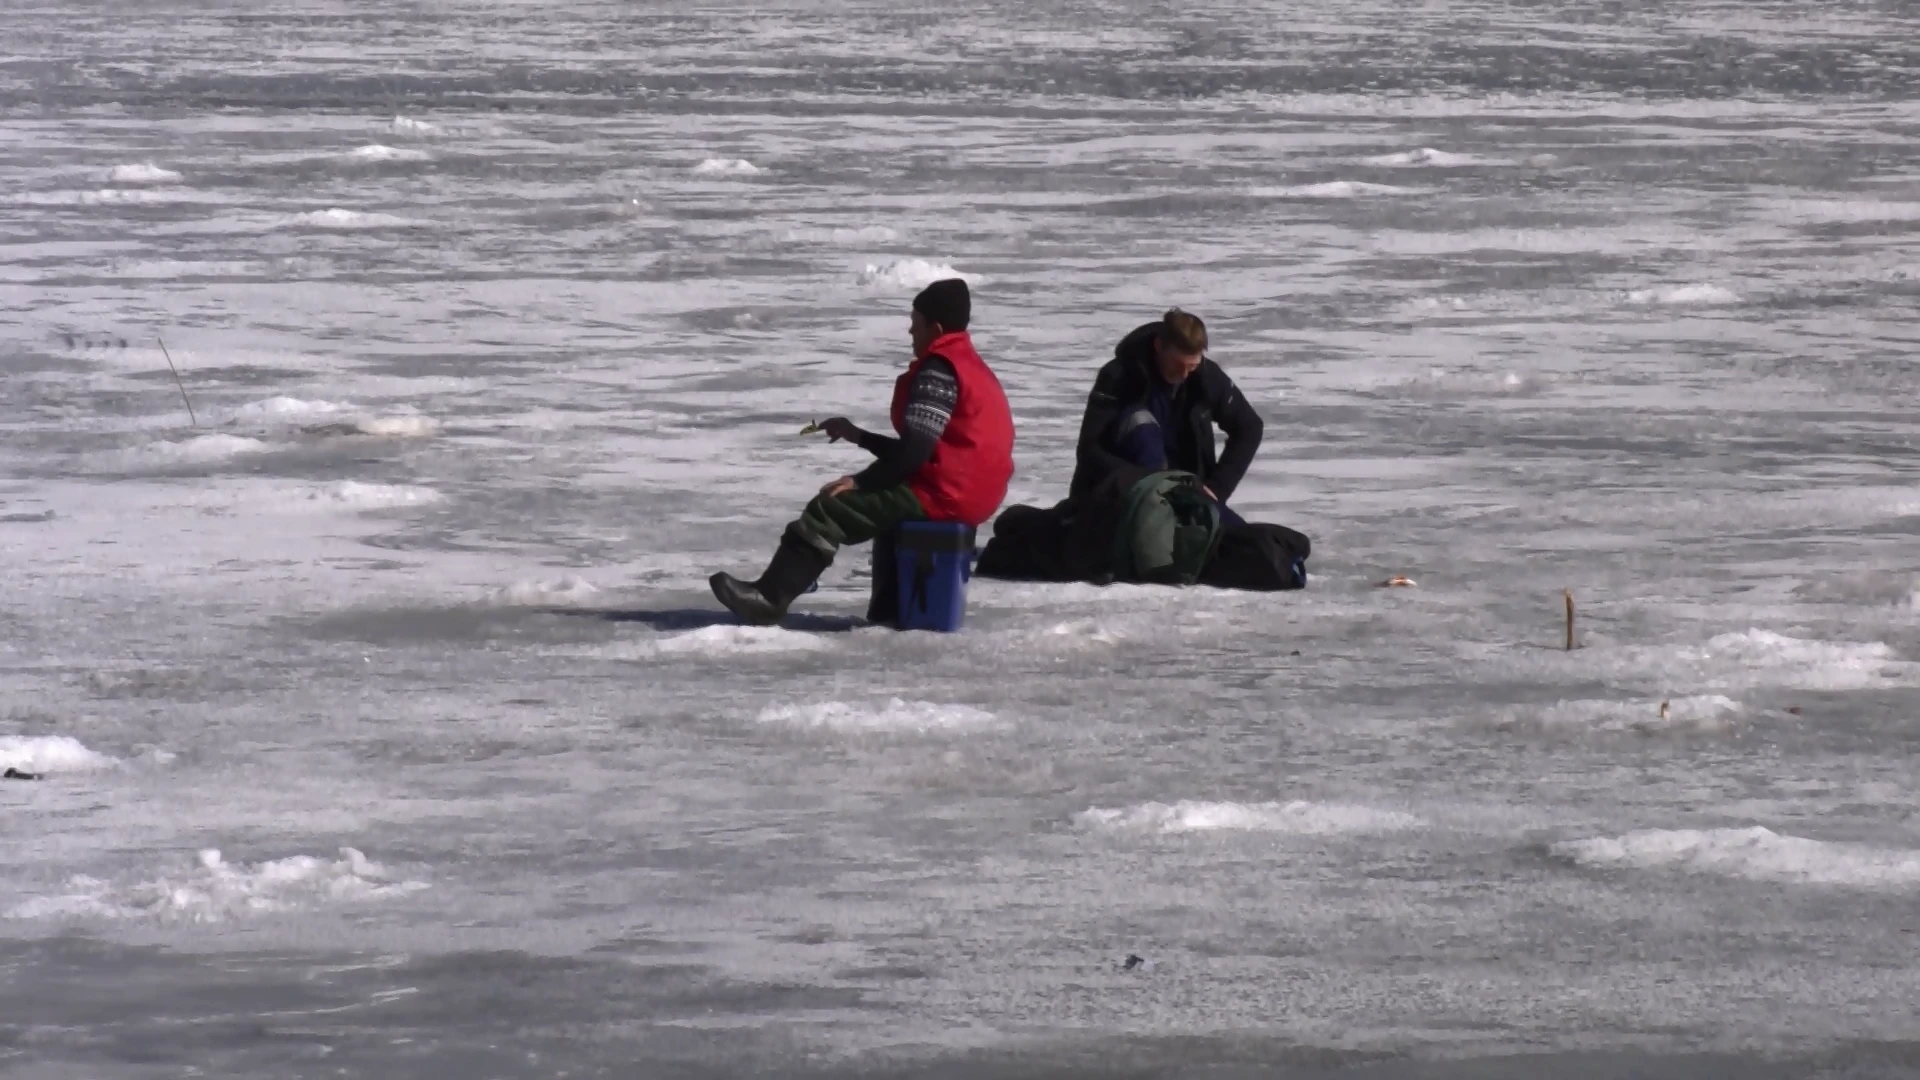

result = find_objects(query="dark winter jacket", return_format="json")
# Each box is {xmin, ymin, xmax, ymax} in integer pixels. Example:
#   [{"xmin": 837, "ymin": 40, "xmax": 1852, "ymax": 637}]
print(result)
[{"xmin": 1068, "ymin": 321, "xmax": 1264, "ymax": 503}]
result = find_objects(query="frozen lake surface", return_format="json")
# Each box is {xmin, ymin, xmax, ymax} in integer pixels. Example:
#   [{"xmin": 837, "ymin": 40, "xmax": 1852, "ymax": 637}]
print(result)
[{"xmin": 3, "ymin": 1, "xmax": 1919, "ymax": 1076}]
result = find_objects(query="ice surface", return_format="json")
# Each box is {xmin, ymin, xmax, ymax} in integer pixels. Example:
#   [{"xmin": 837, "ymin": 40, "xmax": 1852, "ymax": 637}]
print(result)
[
  {"xmin": 5, "ymin": 188, "xmax": 202, "ymax": 206},
  {"xmin": 0, "ymin": 735, "xmax": 116, "ymax": 774},
  {"xmin": 692, "ymin": 157, "xmax": 762, "ymax": 175},
  {"xmin": 755, "ymin": 698, "xmax": 1001, "ymax": 733},
  {"xmin": 113, "ymin": 433, "xmax": 270, "ymax": 466},
  {"xmin": 1553, "ymin": 829, "xmax": 1920, "ymax": 888},
  {"xmin": 294, "ymin": 480, "xmax": 443, "ymax": 511},
  {"xmin": 106, "ymin": 162, "xmax": 182, "ymax": 183},
  {"xmin": 5, "ymin": 0, "xmax": 1920, "ymax": 1074},
  {"xmin": 1693, "ymin": 629, "xmax": 1905, "ymax": 690},
  {"xmin": 1254, "ymin": 180, "xmax": 1429, "ymax": 198},
  {"xmin": 1487, "ymin": 694, "xmax": 1747, "ymax": 736},
  {"xmin": 340, "ymin": 415, "xmax": 439, "ymax": 437},
  {"xmin": 7, "ymin": 847, "xmax": 428, "ymax": 923},
  {"xmin": 781, "ymin": 224, "xmax": 899, "ymax": 245},
  {"xmin": 1076, "ymin": 799, "xmax": 1423, "ymax": 835},
  {"xmin": 1363, "ymin": 147, "xmax": 1507, "ymax": 167},
  {"xmin": 859, "ymin": 257, "xmax": 986, "ymax": 289},
  {"xmin": 648, "ymin": 625, "xmax": 832, "ymax": 656},
  {"xmin": 217, "ymin": 397, "xmax": 438, "ymax": 439},
  {"xmin": 282, "ymin": 208, "xmax": 420, "ymax": 230},
  {"xmin": 1625, "ymin": 283, "xmax": 1744, "ymax": 306},
  {"xmin": 489, "ymin": 575, "xmax": 601, "ymax": 606},
  {"xmin": 346, "ymin": 144, "xmax": 430, "ymax": 163},
  {"xmin": 228, "ymin": 395, "xmax": 345, "ymax": 419}
]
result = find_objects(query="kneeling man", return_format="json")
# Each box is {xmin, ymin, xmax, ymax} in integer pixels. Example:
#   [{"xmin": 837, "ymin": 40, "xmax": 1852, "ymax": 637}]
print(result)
[{"xmin": 1068, "ymin": 308, "xmax": 1263, "ymax": 524}]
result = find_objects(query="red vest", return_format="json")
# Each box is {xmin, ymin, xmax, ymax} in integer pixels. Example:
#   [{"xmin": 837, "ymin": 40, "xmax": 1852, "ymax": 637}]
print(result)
[{"xmin": 890, "ymin": 331, "xmax": 1015, "ymax": 527}]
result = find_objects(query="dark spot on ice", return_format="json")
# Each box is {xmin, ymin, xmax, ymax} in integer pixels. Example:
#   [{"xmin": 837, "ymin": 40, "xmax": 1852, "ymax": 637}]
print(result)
[
  {"xmin": 1122, "ymin": 954, "xmax": 1144, "ymax": 971},
  {"xmin": 4, "ymin": 768, "xmax": 43, "ymax": 781}
]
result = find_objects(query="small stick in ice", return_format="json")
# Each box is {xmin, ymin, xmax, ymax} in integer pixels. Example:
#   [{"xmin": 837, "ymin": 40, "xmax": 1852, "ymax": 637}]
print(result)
[
  {"xmin": 157, "ymin": 335, "xmax": 198, "ymax": 427},
  {"xmin": 1563, "ymin": 588, "xmax": 1575, "ymax": 651}
]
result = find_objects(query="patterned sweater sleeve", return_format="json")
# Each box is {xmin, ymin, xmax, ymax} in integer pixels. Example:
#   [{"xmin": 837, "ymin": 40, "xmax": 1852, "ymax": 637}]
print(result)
[{"xmin": 851, "ymin": 356, "xmax": 956, "ymax": 492}]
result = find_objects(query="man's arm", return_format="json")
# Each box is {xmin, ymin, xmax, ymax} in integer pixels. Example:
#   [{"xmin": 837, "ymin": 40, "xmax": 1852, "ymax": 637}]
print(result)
[
  {"xmin": 854, "ymin": 429, "xmax": 900, "ymax": 458},
  {"xmin": 1073, "ymin": 362, "xmax": 1137, "ymax": 488},
  {"xmin": 1206, "ymin": 368, "xmax": 1263, "ymax": 504},
  {"xmin": 820, "ymin": 417, "xmax": 894, "ymax": 456},
  {"xmin": 851, "ymin": 357, "xmax": 956, "ymax": 491}
]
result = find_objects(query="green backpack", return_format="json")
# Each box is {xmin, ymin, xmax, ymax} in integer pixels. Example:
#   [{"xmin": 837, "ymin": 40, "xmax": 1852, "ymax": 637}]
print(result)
[{"xmin": 1107, "ymin": 471, "xmax": 1225, "ymax": 586}]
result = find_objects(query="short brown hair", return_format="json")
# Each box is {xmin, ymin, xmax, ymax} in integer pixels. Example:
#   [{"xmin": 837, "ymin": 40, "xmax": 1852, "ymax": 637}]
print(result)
[{"xmin": 1160, "ymin": 308, "xmax": 1208, "ymax": 355}]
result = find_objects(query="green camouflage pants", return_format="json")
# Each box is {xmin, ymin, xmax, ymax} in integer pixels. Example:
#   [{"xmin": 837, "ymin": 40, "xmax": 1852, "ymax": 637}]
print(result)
[{"xmin": 787, "ymin": 484, "xmax": 927, "ymax": 559}]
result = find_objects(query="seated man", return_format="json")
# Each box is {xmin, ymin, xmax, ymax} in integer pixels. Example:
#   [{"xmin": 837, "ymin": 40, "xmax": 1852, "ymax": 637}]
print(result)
[
  {"xmin": 1068, "ymin": 308, "xmax": 1263, "ymax": 526},
  {"xmin": 709, "ymin": 278, "xmax": 1016, "ymax": 626}
]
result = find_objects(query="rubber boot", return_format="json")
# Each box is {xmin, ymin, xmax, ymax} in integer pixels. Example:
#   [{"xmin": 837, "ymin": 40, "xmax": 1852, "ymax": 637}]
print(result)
[{"xmin": 710, "ymin": 536, "xmax": 833, "ymax": 627}]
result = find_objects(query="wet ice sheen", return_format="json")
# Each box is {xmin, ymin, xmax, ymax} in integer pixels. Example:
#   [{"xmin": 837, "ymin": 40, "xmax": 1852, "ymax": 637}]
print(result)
[{"xmin": 3, "ymin": 0, "xmax": 1919, "ymax": 1074}]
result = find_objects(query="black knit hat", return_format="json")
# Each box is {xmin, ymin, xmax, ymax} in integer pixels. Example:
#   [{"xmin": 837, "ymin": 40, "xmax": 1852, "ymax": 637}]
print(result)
[{"xmin": 912, "ymin": 278, "xmax": 971, "ymax": 332}]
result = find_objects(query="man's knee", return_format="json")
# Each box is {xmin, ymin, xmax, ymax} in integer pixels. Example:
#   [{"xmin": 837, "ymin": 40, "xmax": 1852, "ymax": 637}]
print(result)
[
  {"xmin": 790, "ymin": 495, "xmax": 848, "ymax": 558},
  {"xmin": 785, "ymin": 517, "xmax": 839, "ymax": 560},
  {"xmin": 800, "ymin": 493, "xmax": 838, "ymax": 522},
  {"xmin": 1112, "ymin": 407, "xmax": 1168, "ymax": 470}
]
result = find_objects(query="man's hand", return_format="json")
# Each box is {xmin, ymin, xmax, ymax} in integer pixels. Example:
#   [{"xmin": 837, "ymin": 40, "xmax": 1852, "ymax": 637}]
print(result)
[
  {"xmin": 820, "ymin": 475, "xmax": 858, "ymax": 499},
  {"xmin": 820, "ymin": 417, "xmax": 861, "ymax": 443}
]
